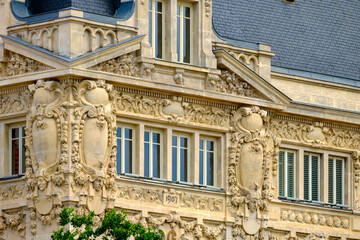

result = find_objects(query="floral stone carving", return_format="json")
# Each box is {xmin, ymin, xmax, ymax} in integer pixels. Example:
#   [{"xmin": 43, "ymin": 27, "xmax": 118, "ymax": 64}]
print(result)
[
  {"xmin": 207, "ymin": 70, "xmax": 258, "ymax": 97},
  {"xmin": 1, "ymin": 52, "xmax": 52, "ymax": 77},
  {"xmin": 90, "ymin": 53, "xmax": 139, "ymax": 76},
  {"xmin": 0, "ymin": 91, "xmax": 30, "ymax": 116}
]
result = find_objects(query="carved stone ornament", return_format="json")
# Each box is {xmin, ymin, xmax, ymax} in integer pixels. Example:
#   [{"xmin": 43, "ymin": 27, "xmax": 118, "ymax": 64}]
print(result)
[
  {"xmin": 228, "ymin": 106, "xmax": 276, "ymax": 239},
  {"xmin": 0, "ymin": 90, "xmax": 30, "ymax": 116},
  {"xmin": 140, "ymin": 62, "xmax": 154, "ymax": 78},
  {"xmin": 280, "ymin": 209, "xmax": 349, "ymax": 229},
  {"xmin": 207, "ymin": 70, "xmax": 258, "ymax": 97},
  {"xmin": 0, "ymin": 211, "xmax": 26, "ymax": 237},
  {"xmin": 0, "ymin": 185, "xmax": 24, "ymax": 201},
  {"xmin": 90, "ymin": 53, "xmax": 139, "ymax": 76},
  {"xmin": 353, "ymin": 151, "xmax": 360, "ymax": 210},
  {"xmin": 130, "ymin": 211, "xmax": 225, "ymax": 240},
  {"xmin": 0, "ymin": 52, "xmax": 52, "ymax": 77},
  {"xmin": 269, "ymin": 117, "xmax": 360, "ymax": 150},
  {"xmin": 115, "ymin": 92, "xmax": 231, "ymax": 128},
  {"xmin": 25, "ymin": 79, "xmax": 117, "ymax": 235},
  {"xmin": 204, "ymin": 0, "xmax": 212, "ymax": 17}
]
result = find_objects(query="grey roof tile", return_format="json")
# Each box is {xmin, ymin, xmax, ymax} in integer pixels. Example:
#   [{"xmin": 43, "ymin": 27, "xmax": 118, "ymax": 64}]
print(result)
[{"xmin": 213, "ymin": 0, "xmax": 360, "ymax": 81}]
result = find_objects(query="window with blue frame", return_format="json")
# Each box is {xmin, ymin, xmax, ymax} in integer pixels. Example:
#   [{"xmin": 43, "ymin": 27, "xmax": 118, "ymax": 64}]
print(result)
[
  {"xmin": 116, "ymin": 125, "xmax": 134, "ymax": 174},
  {"xmin": 172, "ymin": 134, "xmax": 189, "ymax": 182},
  {"xmin": 199, "ymin": 137, "xmax": 216, "ymax": 186},
  {"xmin": 144, "ymin": 129, "xmax": 162, "ymax": 178},
  {"xmin": 149, "ymin": 0, "xmax": 164, "ymax": 59}
]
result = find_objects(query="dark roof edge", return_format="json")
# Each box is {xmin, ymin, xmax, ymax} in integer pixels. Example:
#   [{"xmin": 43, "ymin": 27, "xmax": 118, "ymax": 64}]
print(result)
[{"xmin": 272, "ymin": 66, "xmax": 360, "ymax": 88}]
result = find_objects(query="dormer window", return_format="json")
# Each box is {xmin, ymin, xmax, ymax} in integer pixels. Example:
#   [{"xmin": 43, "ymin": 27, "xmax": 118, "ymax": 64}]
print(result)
[
  {"xmin": 149, "ymin": 0, "xmax": 165, "ymax": 59},
  {"xmin": 177, "ymin": 3, "xmax": 192, "ymax": 64}
]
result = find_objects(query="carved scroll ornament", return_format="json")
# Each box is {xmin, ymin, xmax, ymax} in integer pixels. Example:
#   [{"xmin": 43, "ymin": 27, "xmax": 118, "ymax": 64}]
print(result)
[
  {"xmin": 25, "ymin": 79, "xmax": 117, "ymax": 235},
  {"xmin": 229, "ymin": 106, "xmax": 277, "ymax": 239}
]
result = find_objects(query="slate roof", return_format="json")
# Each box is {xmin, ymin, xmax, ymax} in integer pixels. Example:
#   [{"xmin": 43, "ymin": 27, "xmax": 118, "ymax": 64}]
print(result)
[
  {"xmin": 26, "ymin": 0, "xmax": 117, "ymax": 16},
  {"xmin": 213, "ymin": 0, "xmax": 360, "ymax": 81}
]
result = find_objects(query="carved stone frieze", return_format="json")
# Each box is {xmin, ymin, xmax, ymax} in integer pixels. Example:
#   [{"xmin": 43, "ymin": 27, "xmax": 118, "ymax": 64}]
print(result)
[
  {"xmin": 280, "ymin": 209, "xmax": 350, "ymax": 229},
  {"xmin": 115, "ymin": 92, "xmax": 231, "ymax": 128},
  {"xmin": 118, "ymin": 186, "xmax": 223, "ymax": 213},
  {"xmin": 0, "ymin": 91, "xmax": 30, "ymax": 116},
  {"xmin": 207, "ymin": 70, "xmax": 258, "ymax": 97},
  {"xmin": 140, "ymin": 62, "xmax": 154, "ymax": 78},
  {"xmin": 269, "ymin": 118, "xmax": 360, "ymax": 150},
  {"xmin": 0, "ymin": 52, "xmax": 52, "ymax": 77},
  {"xmin": 90, "ymin": 53, "xmax": 139, "ymax": 76},
  {"xmin": 142, "ymin": 211, "xmax": 224, "ymax": 240},
  {"xmin": 0, "ymin": 185, "xmax": 24, "ymax": 201},
  {"xmin": 0, "ymin": 211, "xmax": 25, "ymax": 237}
]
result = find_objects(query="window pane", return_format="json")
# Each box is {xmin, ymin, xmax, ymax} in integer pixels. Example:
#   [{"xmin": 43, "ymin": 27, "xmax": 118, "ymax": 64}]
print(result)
[
  {"xmin": 149, "ymin": 0, "xmax": 152, "ymax": 10},
  {"xmin": 207, "ymin": 140, "xmax": 214, "ymax": 151},
  {"xmin": 172, "ymin": 136, "xmax": 177, "ymax": 147},
  {"xmin": 177, "ymin": 15, "xmax": 180, "ymax": 62},
  {"xmin": 12, "ymin": 128, "xmax": 19, "ymax": 139},
  {"xmin": 144, "ymin": 131, "xmax": 150, "ymax": 142},
  {"xmin": 184, "ymin": 6, "xmax": 190, "ymax": 18},
  {"xmin": 153, "ymin": 133, "xmax": 160, "ymax": 144},
  {"xmin": 180, "ymin": 137, "xmax": 187, "ymax": 148},
  {"xmin": 153, "ymin": 144, "xmax": 161, "ymax": 178},
  {"xmin": 125, "ymin": 140, "xmax": 132, "ymax": 173},
  {"xmin": 116, "ymin": 138, "xmax": 122, "ymax": 174},
  {"xmin": 11, "ymin": 139, "xmax": 19, "ymax": 175},
  {"xmin": 172, "ymin": 146, "xmax": 177, "ymax": 181},
  {"xmin": 125, "ymin": 128, "xmax": 132, "ymax": 139},
  {"xmin": 199, "ymin": 149, "xmax": 204, "ymax": 185},
  {"xmin": 180, "ymin": 148, "xmax": 187, "ymax": 182},
  {"xmin": 278, "ymin": 151, "xmax": 285, "ymax": 197},
  {"xmin": 116, "ymin": 127, "xmax": 121, "ymax": 138},
  {"xmin": 144, "ymin": 142, "xmax": 150, "ymax": 177},
  {"xmin": 336, "ymin": 159, "xmax": 343, "ymax": 204},
  {"xmin": 22, "ymin": 138, "xmax": 26, "ymax": 174},
  {"xmin": 155, "ymin": 12, "xmax": 163, "ymax": 58},
  {"xmin": 304, "ymin": 154, "xmax": 309, "ymax": 200},
  {"xmin": 328, "ymin": 159, "xmax": 334, "ymax": 203},
  {"xmin": 311, "ymin": 155, "xmax": 319, "ymax": 201},
  {"xmin": 183, "ymin": 18, "xmax": 191, "ymax": 63},
  {"xmin": 155, "ymin": 1, "xmax": 162, "ymax": 12},
  {"xmin": 287, "ymin": 152, "xmax": 294, "ymax": 198},
  {"xmin": 149, "ymin": 10, "xmax": 152, "ymax": 45},
  {"xmin": 207, "ymin": 151, "xmax": 214, "ymax": 186},
  {"xmin": 200, "ymin": 139, "xmax": 204, "ymax": 150}
]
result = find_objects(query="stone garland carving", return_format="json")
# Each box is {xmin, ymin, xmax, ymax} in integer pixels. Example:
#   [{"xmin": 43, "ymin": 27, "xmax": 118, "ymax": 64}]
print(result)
[
  {"xmin": 228, "ymin": 106, "xmax": 276, "ymax": 239},
  {"xmin": 0, "ymin": 185, "xmax": 24, "ymax": 201},
  {"xmin": 269, "ymin": 119, "xmax": 360, "ymax": 150},
  {"xmin": 207, "ymin": 70, "xmax": 258, "ymax": 97},
  {"xmin": 115, "ymin": 92, "xmax": 231, "ymax": 128},
  {"xmin": 0, "ymin": 211, "xmax": 25, "ymax": 237},
  {"xmin": 0, "ymin": 92, "xmax": 30, "ymax": 116},
  {"xmin": 142, "ymin": 211, "xmax": 225, "ymax": 240},
  {"xmin": 25, "ymin": 79, "xmax": 117, "ymax": 235},
  {"xmin": 118, "ymin": 186, "xmax": 223, "ymax": 213},
  {"xmin": 204, "ymin": 0, "xmax": 212, "ymax": 17},
  {"xmin": 1, "ymin": 52, "xmax": 52, "ymax": 77},
  {"xmin": 90, "ymin": 53, "xmax": 139, "ymax": 76},
  {"xmin": 352, "ymin": 151, "xmax": 360, "ymax": 210},
  {"xmin": 280, "ymin": 209, "xmax": 349, "ymax": 229}
]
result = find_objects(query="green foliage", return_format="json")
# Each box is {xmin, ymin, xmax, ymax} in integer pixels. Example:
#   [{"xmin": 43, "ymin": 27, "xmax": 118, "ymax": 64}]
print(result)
[{"xmin": 52, "ymin": 208, "xmax": 163, "ymax": 240}]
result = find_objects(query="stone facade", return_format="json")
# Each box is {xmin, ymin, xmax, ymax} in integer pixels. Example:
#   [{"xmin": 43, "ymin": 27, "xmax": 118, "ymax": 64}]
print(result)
[{"xmin": 0, "ymin": 0, "xmax": 359, "ymax": 240}]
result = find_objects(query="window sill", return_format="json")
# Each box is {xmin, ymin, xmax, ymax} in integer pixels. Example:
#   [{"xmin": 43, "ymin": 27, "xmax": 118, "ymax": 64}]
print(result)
[
  {"xmin": 278, "ymin": 197, "xmax": 351, "ymax": 211},
  {"xmin": 0, "ymin": 174, "xmax": 25, "ymax": 181},
  {"xmin": 117, "ymin": 173, "xmax": 225, "ymax": 193}
]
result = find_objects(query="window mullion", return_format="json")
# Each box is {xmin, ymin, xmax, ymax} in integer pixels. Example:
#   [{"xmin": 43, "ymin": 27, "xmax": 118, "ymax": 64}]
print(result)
[
  {"xmin": 149, "ymin": 131, "xmax": 153, "ymax": 178},
  {"xmin": 177, "ymin": 136, "xmax": 180, "ymax": 181},
  {"xmin": 121, "ymin": 127, "xmax": 125, "ymax": 174},
  {"xmin": 284, "ymin": 151, "xmax": 288, "ymax": 197}
]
